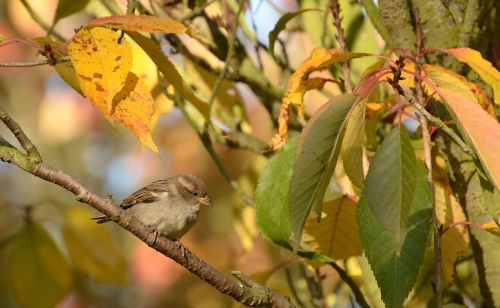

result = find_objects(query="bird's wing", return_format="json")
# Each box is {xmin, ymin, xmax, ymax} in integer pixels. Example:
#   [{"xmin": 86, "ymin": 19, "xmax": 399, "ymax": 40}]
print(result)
[{"xmin": 120, "ymin": 179, "xmax": 170, "ymax": 209}]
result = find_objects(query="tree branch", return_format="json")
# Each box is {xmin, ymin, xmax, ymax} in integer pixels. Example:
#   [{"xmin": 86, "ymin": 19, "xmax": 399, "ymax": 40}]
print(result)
[
  {"xmin": 330, "ymin": 0, "xmax": 353, "ymax": 93},
  {"xmin": 0, "ymin": 56, "xmax": 69, "ymax": 67},
  {"xmin": 0, "ymin": 106, "xmax": 293, "ymax": 308}
]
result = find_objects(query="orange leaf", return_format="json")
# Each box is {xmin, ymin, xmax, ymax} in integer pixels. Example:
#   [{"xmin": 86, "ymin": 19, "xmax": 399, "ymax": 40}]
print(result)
[
  {"xmin": 272, "ymin": 48, "xmax": 369, "ymax": 148},
  {"xmin": 435, "ymin": 183, "xmax": 469, "ymax": 284},
  {"xmin": 68, "ymin": 27, "xmax": 157, "ymax": 152},
  {"xmin": 89, "ymin": 15, "xmax": 187, "ymax": 34},
  {"xmin": 439, "ymin": 88, "xmax": 500, "ymax": 189},
  {"xmin": 447, "ymin": 48, "xmax": 500, "ymax": 105}
]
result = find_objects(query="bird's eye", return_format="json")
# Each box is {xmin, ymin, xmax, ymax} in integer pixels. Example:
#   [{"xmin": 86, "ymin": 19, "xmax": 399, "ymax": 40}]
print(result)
[{"xmin": 192, "ymin": 191, "xmax": 199, "ymax": 196}]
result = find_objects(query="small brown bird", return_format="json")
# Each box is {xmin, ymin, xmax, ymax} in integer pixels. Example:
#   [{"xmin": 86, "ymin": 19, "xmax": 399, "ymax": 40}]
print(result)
[{"xmin": 95, "ymin": 174, "xmax": 211, "ymax": 240}]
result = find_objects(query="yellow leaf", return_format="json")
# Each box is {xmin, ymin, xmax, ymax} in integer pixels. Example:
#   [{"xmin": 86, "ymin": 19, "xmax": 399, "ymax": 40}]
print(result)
[
  {"xmin": 435, "ymin": 183, "xmax": 469, "ymax": 284},
  {"xmin": 302, "ymin": 197, "xmax": 363, "ymax": 260},
  {"xmin": 447, "ymin": 48, "xmax": 500, "ymax": 105},
  {"xmin": 272, "ymin": 48, "xmax": 369, "ymax": 148},
  {"xmin": 89, "ymin": 15, "xmax": 188, "ymax": 34},
  {"xmin": 68, "ymin": 27, "xmax": 157, "ymax": 152},
  {"xmin": 63, "ymin": 207, "xmax": 127, "ymax": 283}
]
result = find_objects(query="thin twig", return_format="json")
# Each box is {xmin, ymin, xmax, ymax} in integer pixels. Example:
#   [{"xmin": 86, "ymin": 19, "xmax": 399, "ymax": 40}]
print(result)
[
  {"xmin": 0, "ymin": 106, "xmax": 292, "ymax": 308},
  {"xmin": 330, "ymin": 0, "xmax": 352, "ymax": 93},
  {"xmin": 412, "ymin": 10, "xmax": 442, "ymax": 308},
  {"xmin": 207, "ymin": 1, "xmax": 245, "ymax": 107},
  {"xmin": 0, "ymin": 56, "xmax": 69, "ymax": 68},
  {"xmin": 401, "ymin": 87, "xmax": 475, "ymax": 158},
  {"xmin": 440, "ymin": 220, "xmax": 482, "ymax": 235},
  {"xmin": 328, "ymin": 262, "xmax": 370, "ymax": 308},
  {"xmin": 0, "ymin": 107, "xmax": 41, "ymax": 164}
]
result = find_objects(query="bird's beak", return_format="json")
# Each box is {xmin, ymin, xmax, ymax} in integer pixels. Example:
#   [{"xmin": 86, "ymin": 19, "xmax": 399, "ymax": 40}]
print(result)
[{"xmin": 198, "ymin": 196, "xmax": 211, "ymax": 206}]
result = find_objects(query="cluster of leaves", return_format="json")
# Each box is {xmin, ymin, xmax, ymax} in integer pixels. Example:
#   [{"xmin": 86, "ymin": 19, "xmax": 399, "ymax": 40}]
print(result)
[{"xmin": 1, "ymin": 0, "xmax": 500, "ymax": 307}]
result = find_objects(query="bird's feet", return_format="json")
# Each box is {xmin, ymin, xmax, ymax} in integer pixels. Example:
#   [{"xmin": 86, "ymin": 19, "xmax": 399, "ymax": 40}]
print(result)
[{"xmin": 175, "ymin": 240, "xmax": 188, "ymax": 264}]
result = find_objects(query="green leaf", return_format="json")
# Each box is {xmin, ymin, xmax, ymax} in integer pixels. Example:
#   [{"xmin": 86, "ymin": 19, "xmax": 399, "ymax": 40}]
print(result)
[
  {"xmin": 268, "ymin": 9, "xmax": 318, "ymax": 59},
  {"xmin": 341, "ymin": 99, "xmax": 366, "ymax": 189},
  {"xmin": 255, "ymin": 137, "xmax": 297, "ymax": 248},
  {"xmin": 357, "ymin": 126, "xmax": 432, "ymax": 308},
  {"xmin": 289, "ymin": 94, "xmax": 356, "ymax": 248},
  {"xmin": 53, "ymin": 0, "xmax": 90, "ymax": 26},
  {"xmin": 63, "ymin": 207, "xmax": 127, "ymax": 283},
  {"xmin": 126, "ymin": 31, "xmax": 210, "ymax": 117},
  {"xmin": 5, "ymin": 223, "xmax": 73, "ymax": 308}
]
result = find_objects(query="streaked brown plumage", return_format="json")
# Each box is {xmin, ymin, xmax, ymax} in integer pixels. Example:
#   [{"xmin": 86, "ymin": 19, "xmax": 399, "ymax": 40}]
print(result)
[{"xmin": 94, "ymin": 174, "xmax": 210, "ymax": 240}]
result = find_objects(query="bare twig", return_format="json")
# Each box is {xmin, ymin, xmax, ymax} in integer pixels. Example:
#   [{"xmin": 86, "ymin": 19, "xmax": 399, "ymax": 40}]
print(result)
[
  {"xmin": 330, "ymin": 0, "xmax": 352, "ymax": 93},
  {"xmin": 413, "ymin": 10, "xmax": 442, "ymax": 307},
  {"xmin": 0, "ymin": 56, "xmax": 69, "ymax": 68},
  {"xmin": 328, "ymin": 262, "xmax": 370, "ymax": 308},
  {"xmin": 441, "ymin": 221, "xmax": 482, "ymax": 235},
  {"xmin": 208, "ymin": 1, "xmax": 245, "ymax": 107},
  {"xmin": 0, "ymin": 106, "xmax": 292, "ymax": 308}
]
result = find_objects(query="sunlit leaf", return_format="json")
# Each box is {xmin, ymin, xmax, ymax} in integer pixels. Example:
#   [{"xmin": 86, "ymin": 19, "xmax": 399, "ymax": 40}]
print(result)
[
  {"xmin": 89, "ymin": 15, "xmax": 188, "ymax": 34},
  {"xmin": 268, "ymin": 9, "xmax": 318, "ymax": 59},
  {"xmin": 357, "ymin": 126, "xmax": 432, "ymax": 308},
  {"xmin": 302, "ymin": 196, "xmax": 363, "ymax": 260},
  {"xmin": 68, "ymin": 27, "xmax": 158, "ymax": 151},
  {"xmin": 53, "ymin": 0, "xmax": 90, "ymax": 25},
  {"xmin": 290, "ymin": 95, "xmax": 355, "ymax": 248},
  {"xmin": 272, "ymin": 48, "xmax": 369, "ymax": 148},
  {"xmin": 255, "ymin": 138, "xmax": 297, "ymax": 248},
  {"xmin": 63, "ymin": 207, "xmax": 127, "ymax": 283},
  {"xmin": 439, "ymin": 88, "xmax": 500, "ymax": 190},
  {"xmin": 435, "ymin": 183, "xmax": 469, "ymax": 284},
  {"xmin": 5, "ymin": 223, "xmax": 73, "ymax": 308},
  {"xmin": 446, "ymin": 48, "xmax": 500, "ymax": 105},
  {"xmin": 341, "ymin": 99, "xmax": 366, "ymax": 189},
  {"xmin": 126, "ymin": 31, "xmax": 210, "ymax": 117}
]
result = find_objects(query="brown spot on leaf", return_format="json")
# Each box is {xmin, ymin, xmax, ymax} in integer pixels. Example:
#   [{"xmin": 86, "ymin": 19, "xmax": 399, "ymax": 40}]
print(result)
[
  {"xmin": 95, "ymin": 83, "xmax": 105, "ymax": 92},
  {"xmin": 115, "ymin": 56, "xmax": 122, "ymax": 61},
  {"xmin": 113, "ymin": 65, "xmax": 120, "ymax": 72},
  {"xmin": 93, "ymin": 73, "xmax": 103, "ymax": 79},
  {"xmin": 78, "ymin": 74, "xmax": 92, "ymax": 82}
]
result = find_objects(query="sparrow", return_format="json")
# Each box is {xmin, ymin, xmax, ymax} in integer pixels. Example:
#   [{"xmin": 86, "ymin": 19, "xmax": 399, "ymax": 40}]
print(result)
[{"xmin": 94, "ymin": 174, "xmax": 211, "ymax": 240}]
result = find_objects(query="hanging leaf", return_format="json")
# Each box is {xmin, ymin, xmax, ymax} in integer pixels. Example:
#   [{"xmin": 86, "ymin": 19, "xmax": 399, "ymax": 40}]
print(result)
[
  {"xmin": 5, "ymin": 223, "xmax": 73, "ymax": 308},
  {"xmin": 63, "ymin": 207, "xmax": 127, "ymax": 283},
  {"xmin": 255, "ymin": 138, "xmax": 297, "ymax": 248},
  {"xmin": 341, "ymin": 99, "xmax": 367, "ymax": 189},
  {"xmin": 357, "ymin": 126, "xmax": 432, "ymax": 308},
  {"xmin": 302, "ymin": 196, "xmax": 363, "ymax": 260},
  {"xmin": 53, "ymin": 0, "xmax": 90, "ymax": 26},
  {"xmin": 446, "ymin": 48, "xmax": 500, "ymax": 105},
  {"xmin": 289, "ymin": 95, "xmax": 356, "ymax": 248},
  {"xmin": 89, "ymin": 15, "xmax": 188, "ymax": 34},
  {"xmin": 268, "ymin": 9, "xmax": 319, "ymax": 59},
  {"xmin": 272, "ymin": 48, "xmax": 369, "ymax": 148},
  {"xmin": 126, "ymin": 31, "xmax": 210, "ymax": 117},
  {"xmin": 435, "ymin": 183, "xmax": 469, "ymax": 284},
  {"xmin": 439, "ymin": 88, "xmax": 500, "ymax": 190},
  {"xmin": 68, "ymin": 27, "xmax": 158, "ymax": 152}
]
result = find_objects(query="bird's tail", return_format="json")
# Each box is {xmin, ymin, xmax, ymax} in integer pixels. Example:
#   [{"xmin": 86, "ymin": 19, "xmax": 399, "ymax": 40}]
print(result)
[{"xmin": 91, "ymin": 216, "xmax": 112, "ymax": 224}]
